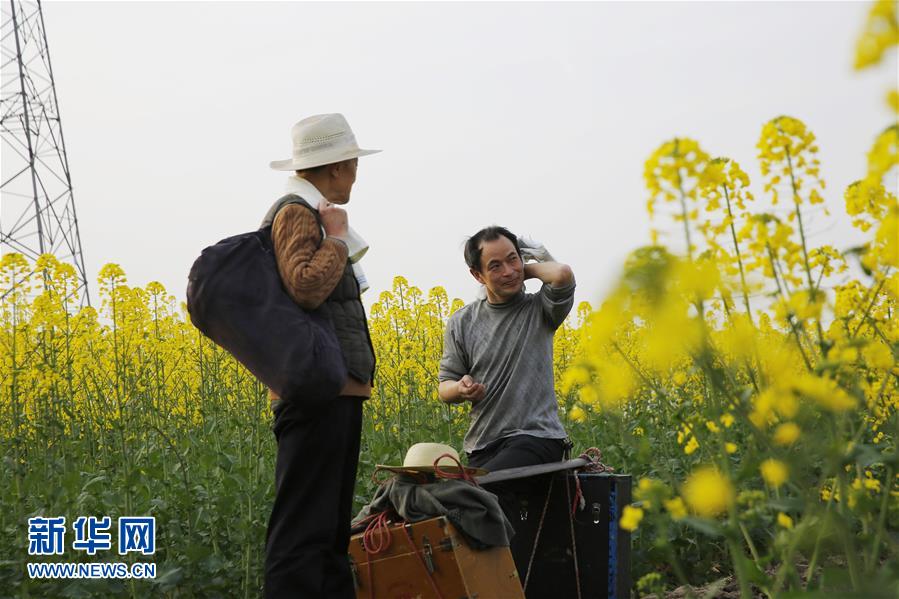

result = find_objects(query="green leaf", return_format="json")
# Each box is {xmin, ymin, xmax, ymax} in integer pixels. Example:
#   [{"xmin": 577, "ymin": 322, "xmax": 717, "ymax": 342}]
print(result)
[
  {"xmin": 680, "ymin": 516, "xmax": 723, "ymax": 537},
  {"xmin": 851, "ymin": 444, "xmax": 887, "ymax": 468},
  {"xmin": 152, "ymin": 566, "xmax": 185, "ymax": 587},
  {"xmin": 766, "ymin": 497, "xmax": 803, "ymax": 512},
  {"xmin": 699, "ymin": 577, "xmax": 729, "ymax": 598}
]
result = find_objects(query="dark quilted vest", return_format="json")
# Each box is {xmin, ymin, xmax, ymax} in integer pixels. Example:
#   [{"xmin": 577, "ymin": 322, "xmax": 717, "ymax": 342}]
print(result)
[{"xmin": 261, "ymin": 194, "xmax": 376, "ymax": 384}]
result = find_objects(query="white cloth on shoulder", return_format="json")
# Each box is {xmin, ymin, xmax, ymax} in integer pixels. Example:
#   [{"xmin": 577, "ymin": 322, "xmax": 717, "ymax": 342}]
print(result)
[{"xmin": 284, "ymin": 175, "xmax": 370, "ymax": 293}]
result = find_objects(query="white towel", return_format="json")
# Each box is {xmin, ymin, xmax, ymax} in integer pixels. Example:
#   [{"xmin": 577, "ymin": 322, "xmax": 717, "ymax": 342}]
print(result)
[{"xmin": 284, "ymin": 176, "xmax": 370, "ymax": 294}]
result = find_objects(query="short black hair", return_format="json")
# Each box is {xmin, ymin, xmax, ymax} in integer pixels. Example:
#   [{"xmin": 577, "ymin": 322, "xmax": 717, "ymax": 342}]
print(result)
[{"xmin": 464, "ymin": 226, "xmax": 520, "ymax": 272}]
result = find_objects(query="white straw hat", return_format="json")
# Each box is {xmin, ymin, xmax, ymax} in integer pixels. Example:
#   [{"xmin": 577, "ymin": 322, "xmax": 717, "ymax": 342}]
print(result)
[
  {"xmin": 376, "ymin": 443, "xmax": 487, "ymax": 476},
  {"xmin": 269, "ymin": 113, "xmax": 381, "ymax": 171}
]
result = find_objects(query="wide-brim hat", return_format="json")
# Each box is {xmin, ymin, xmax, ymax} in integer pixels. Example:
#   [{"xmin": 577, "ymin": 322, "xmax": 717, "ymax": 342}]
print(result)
[
  {"xmin": 375, "ymin": 442, "xmax": 488, "ymax": 476},
  {"xmin": 270, "ymin": 113, "xmax": 381, "ymax": 171}
]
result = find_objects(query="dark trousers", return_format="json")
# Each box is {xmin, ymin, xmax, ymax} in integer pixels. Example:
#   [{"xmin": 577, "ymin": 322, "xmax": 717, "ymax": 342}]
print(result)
[
  {"xmin": 467, "ymin": 434, "xmax": 568, "ymax": 473},
  {"xmin": 467, "ymin": 434, "xmax": 568, "ymax": 518},
  {"xmin": 468, "ymin": 434, "xmax": 568, "ymax": 575},
  {"xmin": 265, "ymin": 396, "xmax": 364, "ymax": 599}
]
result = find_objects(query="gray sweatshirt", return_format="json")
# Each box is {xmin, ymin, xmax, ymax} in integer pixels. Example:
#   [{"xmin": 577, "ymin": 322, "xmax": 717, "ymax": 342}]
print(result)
[{"xmin": 439, "ymin": 282, "xmax": 575, "ymax": 453}]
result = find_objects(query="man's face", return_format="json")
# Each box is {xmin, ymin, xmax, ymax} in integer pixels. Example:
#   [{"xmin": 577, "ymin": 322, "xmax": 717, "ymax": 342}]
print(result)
[
  {"xmin": 471, "ymin": 236, "xmax": 524, "ymax": 303},
  {"xmin": 331, "ymin": 158, "xmax": 358, "ymax": 204}
]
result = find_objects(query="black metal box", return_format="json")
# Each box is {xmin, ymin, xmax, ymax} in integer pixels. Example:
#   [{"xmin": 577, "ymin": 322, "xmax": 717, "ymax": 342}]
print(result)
[{"xmin": 508, "ymin": 472, "xmax": 632, "ymax": 599}]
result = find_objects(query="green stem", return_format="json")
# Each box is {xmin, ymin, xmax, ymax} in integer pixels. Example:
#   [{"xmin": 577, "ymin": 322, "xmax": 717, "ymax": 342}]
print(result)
[
  {"xmin": 727, "ymin": 535, "xmax": 753, "ymax": 599},
  {"xmin": 665, "ymin": 542, "xmax": 692, "ymax": 592},
  {"xmin": 784, "ymin": 147, "xmax": 814, "ymax": 292},
  {"xmin": 836, "ymin": 471, "xmax": 862, "ymax": 589},
  {"xmin": 723, "ymin": 185, "xmax": 753, "ymax": 324},
  {"xmin": 738, "ymin": 521, "xmax": 761, "ymax": 564},
  {"xmin": 784, "ymin": 147, "xmax": 828, "ymax": 357},
  {"xmin": 868, "ymin": 466, "xmax": 894, "ymax": 571},
  {"xmin": 771, "ymin": 520, "xmax": 805, "ymax": 596},
  {"xmin": 674, "ymin": 140, "xmax": 694, "ymax": 261},
  {"xmin": 804, "ymin": 492, "xmax": 836, "ymax": 591},
  {"xmin": 765, "ymin": 244, "xmax": 814, "ymax": 371},
  {"xmin": 850, "ymin": 270, "xmax": 890, "ymax": 338}
]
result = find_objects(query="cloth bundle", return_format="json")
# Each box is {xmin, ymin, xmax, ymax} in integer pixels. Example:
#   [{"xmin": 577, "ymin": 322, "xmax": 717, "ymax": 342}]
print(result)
[{"xmin": 353, "ymin": 475, "xmax": 515, "ymax": 549}]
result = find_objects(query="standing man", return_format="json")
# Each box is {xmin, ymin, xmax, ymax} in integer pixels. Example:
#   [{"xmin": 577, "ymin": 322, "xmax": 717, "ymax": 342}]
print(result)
[
  {"xmin": 438, "ymin": 226, "xmax": 575, "ymax": 476},
  {"xmin": 263, "ymin": 113, "xmax": 378, "ymax": 598}
]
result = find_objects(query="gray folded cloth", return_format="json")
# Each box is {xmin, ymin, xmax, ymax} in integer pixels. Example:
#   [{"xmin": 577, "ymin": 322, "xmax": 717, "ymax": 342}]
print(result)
[{"xmin": 353, "ymin": 475, "xmax": 514, "ymax": 549}]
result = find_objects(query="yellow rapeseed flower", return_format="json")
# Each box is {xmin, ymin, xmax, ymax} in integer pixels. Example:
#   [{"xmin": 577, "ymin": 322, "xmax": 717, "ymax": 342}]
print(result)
[
  {"xmin": 664, "ymin": 497, "xmax": 688, "ymax": 520},
  {"xmin": 635, "ymin": 477, "xmax": 668, "ymax": 509},
  {"xmin": 844, "ymin": 180, "xmax": 892, "ymax": 232},
  {"xmin": 569, "ymin": 405, "xmax": 587, "ymax": 423},
  {"xmin": 682, "ymin": 467, "xmax": 734, "ymax": 517},
  {"xmin": 619, "ymin": 505, "xmax": 644, "ymax": 531},
  {"xmin": 561, "ymin": 365, "xmax": 591, "ymax": 394},
  {"xmin": 792, "ymin": 374, "xmax": 857, "ymax": 412},
  {"xmin": 777, "ymin": 512, "xmax": 794, "ymax": 529},
  {"xmin": 750, "ymin": 388, "xmax": 794, "ymax": 428},
  {"xmin": 863, "ymin": 477, "xmax": 882, "ymax": 493},
  {"xmin": 863, "ymin": 126, "xmax": 898, "ymax": 203},
  {"xmin": 773, "ymin": 422, "xmax": 801, "ymax": 446},
  {"xmin": 760, "ymin": 459, "xmax": 789, "ymax": 488},
  {"xmin": 578, "ymin": 386, "xmax": 599, "ymax": 407},
  {"xmin": 863, "ymin": 341, "xmax": 894, "ymax": 370},
  {"xmin": 725, "ymin": 442, "xmax": 738, "ymax": 454},
  {"xmin": 854, "ymin": 0, "xmax": 899, "ymax": 70},
  {"xmin": 867, "ymin": 202, "xmax": 898, "ymax": 270},
  {"xmin": 888, "ymin": 88, "xmax": 899, "ymax": 114},
  {"xmin": 594, "ymin": 359, "xmax": 636, "ymax": 409},
  {"xmin": 684, "ymin": 436, "xmax": 700, "ymax": 455}
]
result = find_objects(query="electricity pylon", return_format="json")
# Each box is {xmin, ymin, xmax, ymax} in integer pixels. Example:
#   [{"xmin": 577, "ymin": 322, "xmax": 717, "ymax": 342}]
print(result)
[{"xmin": 1, "ymin": 0, "xmax": 90, "ymax": 306}]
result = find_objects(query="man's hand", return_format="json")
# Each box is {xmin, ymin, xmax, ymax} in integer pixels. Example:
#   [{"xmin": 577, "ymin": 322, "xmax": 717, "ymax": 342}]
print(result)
[
  {"xmin": 458, "ymin": 375, "xmax": 486, "ymax": 403},
  {"xmin": 319, "ymin": 199, "xmax": 349, "ymax": 239},
  {"xmin": 518, "ymin": 236, "xmax": 555, "ymax": 263},
  {"xmin": 438, "ymin": 375, "xmax": 486, "ymax": 404}
]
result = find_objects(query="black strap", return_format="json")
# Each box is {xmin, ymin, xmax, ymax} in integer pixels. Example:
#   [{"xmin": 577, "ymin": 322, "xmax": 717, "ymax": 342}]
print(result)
[
  {"xmin": 474, "ymin": 458, "xmax": 589, "ymax": 485},
  {"xmin": 271, "ymin": 193, "xmax": 324, "ymax": 229},
  {"xmin": 263, "ymin": 193, "xmax": 326, "ymax": 248}
]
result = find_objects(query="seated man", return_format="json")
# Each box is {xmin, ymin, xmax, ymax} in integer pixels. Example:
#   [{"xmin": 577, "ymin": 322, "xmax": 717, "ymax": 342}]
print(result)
[{"xmin": 438, "ymin": 225, "xmax": 575, "ymax": 481}]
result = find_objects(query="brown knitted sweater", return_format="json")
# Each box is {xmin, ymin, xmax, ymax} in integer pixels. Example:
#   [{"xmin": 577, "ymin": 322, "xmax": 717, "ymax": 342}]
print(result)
[
  {"xmin": 271, "ymin": 203, "xmax": 348, "ymax": 309},
  {"xmin": 269, "ymin": 203, "xmax": 372, "ymax": 399}
]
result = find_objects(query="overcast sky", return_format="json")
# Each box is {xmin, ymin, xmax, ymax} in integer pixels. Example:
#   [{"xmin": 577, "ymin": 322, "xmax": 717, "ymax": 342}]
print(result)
[{"xmin": 14, "ymin": 1, "xmax": 895, "ymax": 312}]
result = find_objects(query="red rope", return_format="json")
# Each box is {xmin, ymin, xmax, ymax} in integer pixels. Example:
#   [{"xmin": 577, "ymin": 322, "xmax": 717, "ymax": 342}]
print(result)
[
  {"xmin": 572, "ymin": 473, "xmax": 584, "ymax": 515},
  {"xmin": 357, "ymin": 452, "xmax": 479, "ymax": 597},
  {"xmin": 431, "ymin": 453, "xmax": 479, "ymax": 485},
  {"xmin": 362, "ymin": 511, "xmax": 394, "ymax": 555},
  {"xmin": 570, "ymin": 447, "xmax": 614, "ymax": 515},
  {"xmin": 358, "ymin": 511, "xmax": 398, "ymax": 599},
  {"xmin": 577, "ymin": 447, "xmax": 614, "ymax": 473}
]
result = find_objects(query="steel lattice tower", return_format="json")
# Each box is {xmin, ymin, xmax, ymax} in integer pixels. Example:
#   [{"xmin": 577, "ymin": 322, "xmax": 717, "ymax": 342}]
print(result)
[{"xmin": 1, "ymin": 0, "xmax": 90, "ymax": 305}]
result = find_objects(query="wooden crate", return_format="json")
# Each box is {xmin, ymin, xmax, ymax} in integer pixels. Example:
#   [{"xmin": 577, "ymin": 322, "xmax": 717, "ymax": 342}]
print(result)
[{"xmin": 348, "ymin": 515, "xmax": 524, "ymax": 599}]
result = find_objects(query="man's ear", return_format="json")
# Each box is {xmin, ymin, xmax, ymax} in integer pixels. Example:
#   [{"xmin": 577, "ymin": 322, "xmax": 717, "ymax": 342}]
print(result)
[{"xmin": 469, "ymin": 268, "xmax": 485, "ymax": 285}]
